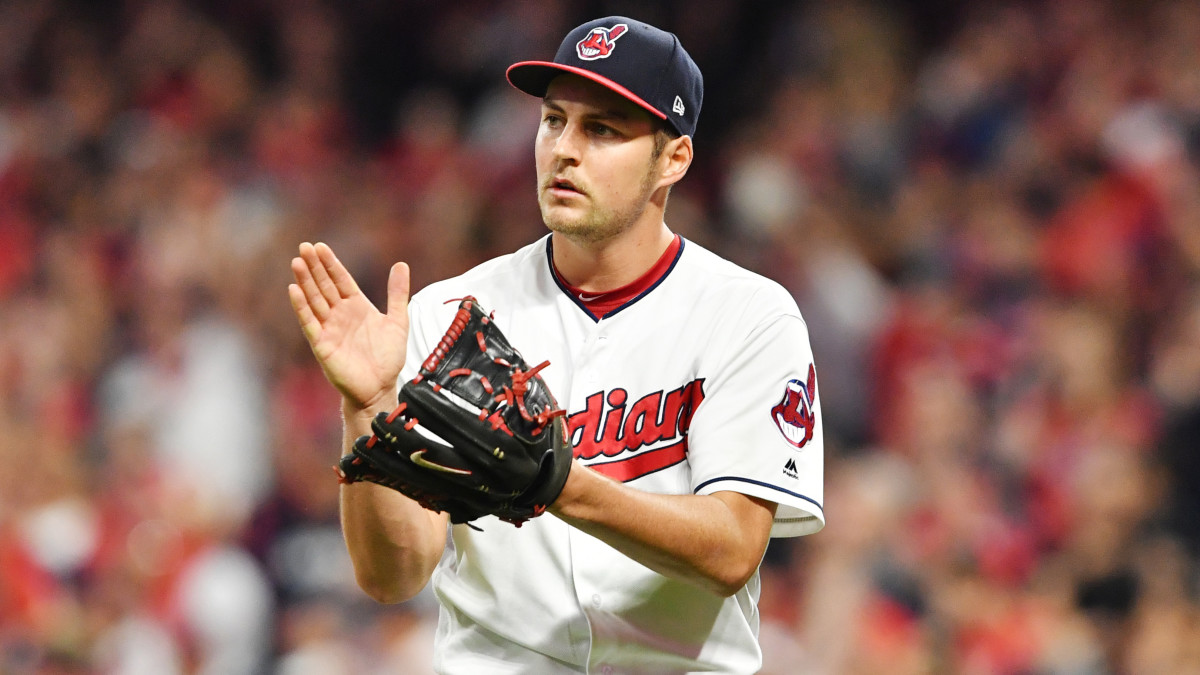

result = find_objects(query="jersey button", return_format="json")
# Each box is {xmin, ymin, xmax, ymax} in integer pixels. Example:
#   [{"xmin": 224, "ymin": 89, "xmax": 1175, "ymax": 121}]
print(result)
[{"xmin": 591, "ymin": 594, "xmax": 602, "ymax": 608}]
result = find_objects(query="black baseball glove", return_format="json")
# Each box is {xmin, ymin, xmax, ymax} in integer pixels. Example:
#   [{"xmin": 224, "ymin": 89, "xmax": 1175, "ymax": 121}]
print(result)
[{"xmin": 336, "ymin": 297, "xmax": 572, "ymax": 527}]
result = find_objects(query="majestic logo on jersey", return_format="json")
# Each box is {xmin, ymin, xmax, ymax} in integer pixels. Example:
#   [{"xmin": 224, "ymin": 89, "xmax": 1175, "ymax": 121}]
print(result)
[
  {"xmin": 576, "ymin": 24, "xmax": 628, "ymax": 60},
  {"xmin": 783, "ymin": 457, "xmax": 799, "ymax": 479},
  {"xmin": 567, "ymin": 379, "xmax": 705, "ymax": 482},
  {"xmin": 771, "ymin": 364, "xmax": 818, "ymax": 449}
]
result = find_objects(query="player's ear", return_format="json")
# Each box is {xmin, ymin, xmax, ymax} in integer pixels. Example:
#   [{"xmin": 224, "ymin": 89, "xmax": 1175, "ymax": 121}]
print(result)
[{"xmin": 658, "ymin": 134, "xmax": 693, "ymax": 189}]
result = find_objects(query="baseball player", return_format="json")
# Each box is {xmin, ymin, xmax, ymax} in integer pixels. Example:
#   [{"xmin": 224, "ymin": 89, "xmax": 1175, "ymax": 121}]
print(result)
[{"xmin": 289, "ymin": 17, "xmax": 824, "ymax": 674}]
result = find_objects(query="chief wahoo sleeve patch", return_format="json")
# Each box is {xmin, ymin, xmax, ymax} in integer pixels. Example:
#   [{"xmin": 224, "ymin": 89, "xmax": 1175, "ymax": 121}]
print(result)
[{"xmin": 771, "ymin": 364, "xmax": 818, "ymax": 449}]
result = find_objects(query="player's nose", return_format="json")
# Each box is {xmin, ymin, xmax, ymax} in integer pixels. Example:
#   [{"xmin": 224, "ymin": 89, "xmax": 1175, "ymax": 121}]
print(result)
[{"xmin": 550, "ymin": 123, "xmax": 584, "ymax": 164}]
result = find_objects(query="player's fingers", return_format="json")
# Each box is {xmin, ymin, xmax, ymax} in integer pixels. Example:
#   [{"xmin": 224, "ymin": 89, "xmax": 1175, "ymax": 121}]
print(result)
[
  {"xmin": 386, "ymin": 262, "xmax": 411, "ymax": 319},
  {"xmin": 291, "ymin": 250, "xmax": 331, "ymax": 320},
  {"xmin": 300, "ymin": 242, "xmax": 342, "ymax": 308},
  {"xmin": 315, "ymin": 242, "xmax": 362, "ymax": 299},
  {"xmin": 287, "ymin": 283, "xmax": 323, "ymax": 344}
]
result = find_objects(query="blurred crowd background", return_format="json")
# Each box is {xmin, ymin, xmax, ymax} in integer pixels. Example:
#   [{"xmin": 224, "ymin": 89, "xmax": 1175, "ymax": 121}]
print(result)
[{"xmin": 2, "ymin": 0, "xmax": 1199, "ymax": 673}]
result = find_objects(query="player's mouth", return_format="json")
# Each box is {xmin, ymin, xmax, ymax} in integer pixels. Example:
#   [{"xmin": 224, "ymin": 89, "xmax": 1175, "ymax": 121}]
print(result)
[{"xmin": 545, "ymin": 177, "xmax": 585, "ymax": 198}]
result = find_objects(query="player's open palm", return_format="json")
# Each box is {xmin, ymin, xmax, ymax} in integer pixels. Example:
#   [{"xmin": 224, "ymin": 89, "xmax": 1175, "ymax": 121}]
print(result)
[{"xmin": 289, "ymin": 242, "xmax": 410, "ymax": 410}]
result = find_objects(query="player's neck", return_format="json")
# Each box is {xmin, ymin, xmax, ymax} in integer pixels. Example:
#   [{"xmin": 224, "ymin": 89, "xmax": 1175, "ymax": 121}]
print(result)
[{"xmin": 551, "ymin": 221, "xmax": 675, "ymax": 292}]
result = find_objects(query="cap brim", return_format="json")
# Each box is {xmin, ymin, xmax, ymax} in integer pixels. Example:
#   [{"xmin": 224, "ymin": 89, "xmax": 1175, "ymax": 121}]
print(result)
[{"xmin": 506, "ymin": 61, "xmax": 667, "ymax": 122}]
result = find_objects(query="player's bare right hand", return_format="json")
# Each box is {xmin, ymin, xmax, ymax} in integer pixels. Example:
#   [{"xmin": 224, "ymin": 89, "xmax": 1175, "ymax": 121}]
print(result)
[{"xmin": 289, "ymin": 242, "xmax": 410, "ymax": 412}]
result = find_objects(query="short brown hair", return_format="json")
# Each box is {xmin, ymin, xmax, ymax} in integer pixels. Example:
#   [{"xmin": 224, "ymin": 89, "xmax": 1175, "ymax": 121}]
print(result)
[{"xmin": 652, "ymin": 122, "xmax": 681, "ymax": 160}]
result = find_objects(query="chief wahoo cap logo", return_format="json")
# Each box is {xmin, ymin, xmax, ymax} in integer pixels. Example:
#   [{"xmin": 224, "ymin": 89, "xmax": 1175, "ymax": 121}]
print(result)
[{"xmin": 576, "ymin": 23, "xmax": 628, "ymax": 60}]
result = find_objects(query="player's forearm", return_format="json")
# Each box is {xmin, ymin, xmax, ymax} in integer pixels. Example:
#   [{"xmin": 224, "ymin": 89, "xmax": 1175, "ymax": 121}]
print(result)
[
  {"xmin": 550, "ymin": 460, "xmax": 775, "ymax": 597},
  {"xmin": 340, "ymin": 483, "xmax": 445, "ymax": 602},
  {"xmin": 339, "ymin": 398, "xmax": 447, "ymax": 603}
]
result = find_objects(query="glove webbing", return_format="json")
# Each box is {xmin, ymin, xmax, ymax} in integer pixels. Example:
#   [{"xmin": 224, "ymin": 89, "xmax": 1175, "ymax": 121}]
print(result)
[{"xmin": 412, "ymin": 299, "xmax": 565, "ymax": 437}]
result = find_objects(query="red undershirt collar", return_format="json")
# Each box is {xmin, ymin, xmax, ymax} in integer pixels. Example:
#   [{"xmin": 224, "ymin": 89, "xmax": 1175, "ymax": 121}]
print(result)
[{"xmin": 551, "ymin": 234, "xmax": 683, "ymax": 319}]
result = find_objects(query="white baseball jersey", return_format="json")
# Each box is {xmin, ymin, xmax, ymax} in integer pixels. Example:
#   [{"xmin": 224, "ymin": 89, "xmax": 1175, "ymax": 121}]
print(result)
[{"xmin": 400, "ymin": 233, "xmax": 824, "ymax": 674}]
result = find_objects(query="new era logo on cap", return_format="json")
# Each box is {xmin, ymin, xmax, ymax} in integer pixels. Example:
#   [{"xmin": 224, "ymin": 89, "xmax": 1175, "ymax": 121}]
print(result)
[
  {"xmin": 576, "ymin": 24, "xmax": 627, "ymax": 60},
  {"xmin": 506, "ymin": 16, "xmax": 704, "ymax": 138}
]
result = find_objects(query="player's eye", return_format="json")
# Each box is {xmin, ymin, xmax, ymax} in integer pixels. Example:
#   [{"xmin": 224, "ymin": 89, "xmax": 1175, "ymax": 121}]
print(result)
[
  {"xmin": 588, "ymin": 123, "xmax": 617, "ymax": 137},
  {"xmin": 541, "ymin": 113, "xmax": 564, "ymax": 128}
]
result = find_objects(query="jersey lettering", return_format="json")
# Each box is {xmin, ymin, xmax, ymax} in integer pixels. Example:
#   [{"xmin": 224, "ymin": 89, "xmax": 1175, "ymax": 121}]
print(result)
[{"xmin": 568, "ymin": 379, "xmax": 705, "ymax": 481}]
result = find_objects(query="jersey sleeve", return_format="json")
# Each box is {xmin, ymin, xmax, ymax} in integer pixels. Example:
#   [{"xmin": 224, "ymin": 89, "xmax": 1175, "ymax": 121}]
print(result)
[{"xmin": 686, "ymin": 310, "xmax": 825, "ymax": 538}]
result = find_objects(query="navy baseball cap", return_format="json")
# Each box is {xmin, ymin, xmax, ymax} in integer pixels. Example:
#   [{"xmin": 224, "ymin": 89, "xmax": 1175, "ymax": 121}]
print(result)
[{"xmin": 506, "ymin": 17, "xmax": 703, "ymax": 138}]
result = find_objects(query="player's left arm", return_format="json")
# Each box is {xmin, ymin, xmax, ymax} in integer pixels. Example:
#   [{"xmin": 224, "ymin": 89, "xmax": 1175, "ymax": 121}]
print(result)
[{"xmin": 550, "ymin": 469, "xmax": 775, "ymax": 597}]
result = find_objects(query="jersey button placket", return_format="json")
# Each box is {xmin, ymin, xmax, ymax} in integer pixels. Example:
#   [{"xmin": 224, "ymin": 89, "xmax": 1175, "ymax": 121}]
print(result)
[{"xmin": 577, "ymin": 326, "xmax": 606, "ymax": 391}]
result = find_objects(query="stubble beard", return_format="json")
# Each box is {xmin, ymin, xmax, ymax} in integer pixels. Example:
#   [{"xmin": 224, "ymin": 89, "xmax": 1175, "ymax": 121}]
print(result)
[{"xmin": 539, "ymin": 164, "xmax": 659, "ymax": 244}]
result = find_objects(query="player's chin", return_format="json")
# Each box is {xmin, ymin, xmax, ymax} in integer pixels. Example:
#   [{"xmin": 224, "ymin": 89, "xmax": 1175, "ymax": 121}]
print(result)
[
  {"xmin": 541, "ymin": 212, "xmax": 582, "ymax": 235},
  {"xmin": 539, "ymin": 199, "xmax": 587, "ymax": 228},
  {"xmin": 543, "ymin": 213, "xmax": 596, "ymax": 240},
  {"xmin": 543, "ymin": 213, "xmax": 627, "ymax": 245}
]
